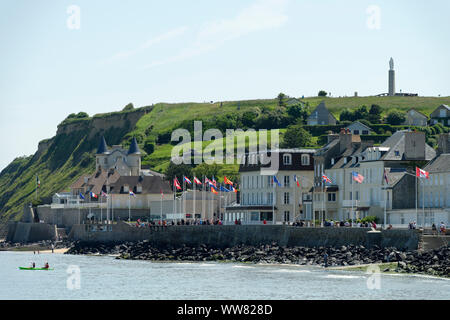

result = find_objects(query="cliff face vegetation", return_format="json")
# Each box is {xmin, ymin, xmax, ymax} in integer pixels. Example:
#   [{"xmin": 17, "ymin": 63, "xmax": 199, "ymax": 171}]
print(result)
[{"xmin": 0, "ymin": 107, "xmax": 151, "ymax": 228}]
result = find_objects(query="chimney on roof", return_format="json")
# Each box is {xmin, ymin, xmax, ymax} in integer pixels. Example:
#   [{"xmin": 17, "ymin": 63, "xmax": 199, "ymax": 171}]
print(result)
[
  {"xmin": 437, "ymin": 133, "xmax": 450, "ymax": 155},
  {"xmin": 404, "ymin": 131, "xmax": 425, "ymax": 160},
  {"xmin": 339, "ymin": 128, "xmax": 361, "ymax": 153}
]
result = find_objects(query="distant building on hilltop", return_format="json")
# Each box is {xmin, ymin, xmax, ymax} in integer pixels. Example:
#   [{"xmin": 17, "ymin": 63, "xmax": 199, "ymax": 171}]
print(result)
[
  {"xmin": 430, "ymin": 104, "xmax": 450, "ymax": 126},
  {"xmin": 403, "ymin": 109, "xmax": 428, "ymax": 127},
  {"xmin": 345, "ymin": 121, "xmax": 373, "ymax": 135},
  {"xmin": 306, "ymin": 102, "xmax": 337, "ymax": 125}
]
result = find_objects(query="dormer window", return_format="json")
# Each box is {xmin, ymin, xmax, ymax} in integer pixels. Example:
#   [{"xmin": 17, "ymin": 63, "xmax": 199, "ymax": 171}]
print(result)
[
  {"xmin": 283, "ymin": 154, "xmax": 292, "ymax": 165},
  {"xmin": 124, "ymin": 185, "xmax": 129, "ymax": 193},
  {"xmin": 394, "ymin": 150, "xmax": 400, "ymax": 157},
  {"xmin": 136, "ymin": 185, "xmax": 142, "ymax": 193},
  {"xmin": 344, "ymin": 158, "xmax": 347, "ymax": 164},
  {"xmin": 301, "ymin": 154, "xmax": 310, "ymax": 166},
  {"xmin": 331, "ymin": 158, "xmax": 335, "ymax": 165}
]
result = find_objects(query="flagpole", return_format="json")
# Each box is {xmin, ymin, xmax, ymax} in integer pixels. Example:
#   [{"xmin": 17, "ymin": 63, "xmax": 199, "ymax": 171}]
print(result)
[
  {"xmin": 100, "ymin": 194, "xmax": 103, "ymax": 224},
  {"xmin": 202, "ymin": 176, "xmax": 205, "ymax": 221},
  {"xmin": 293, "ymin": 176, "xmax": 296, "ymax": 224},
  {"xmin": 181, "ymin": 176, "xmax": 186, "ymax": 218},
  {"xmin": 351, "ymin": 173, "xmax": 354, "ymax": 227},
  {"xmin": 384, "ymin": 188, "xmax": 387, "ymax": 230},
  {"xmin": 160, "ymin": 189, "xmax": 163, "ymax": 223},
  {"xmin": 193, "ymin": 178, "xmax": 196, "ymax": 221},
  {"xmin": 272, "ymin": 176, "xmax": 275, "ymax": 225},
  {"xmin": 128, "ymin": 194, "xmax": 131, "ymax": 222},
  {"xmin": 415, "ymin": 174, "xmax": 418, "ymax": 226},
  {"xmin": 422, "ymin": 178, "xmax": 425, "ymax": 228}
]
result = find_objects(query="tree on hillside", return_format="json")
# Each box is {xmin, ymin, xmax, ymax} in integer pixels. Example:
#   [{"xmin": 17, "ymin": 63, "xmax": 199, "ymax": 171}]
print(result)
[
  {"xmin": 339, "ymin": 109, "xmax": 353, "ymax": 122},
  {"xmin": 76, "ymin": 112, "xmax": 89, "ymax": 118},
  {"xmin": 164, "ymin": 162, "xmax": 193, "ymax": 186},
  {"xmin": 386, "ymin": 110, "xmax": 406, "ymax": 125},
  {"xmin": 281, "ymin": 125, "xmax": 312, "ymax": 148},
  {"xmin": 368, "ymin": 104, "xmax": 382, "ymax": 124},
  {"xmin": 353, "ymin": 105, "xmax": 369, "ymax": 121},
  {"xmin": 318, "ymin": 90, "xmax": 327, "ymax": 97},
  {"xmin": 277, "ymin": 93, "xmax": 287, "ymax": 107},
  {"xmin": 192, "ymin": 163, "xmax": 220, "ymax": 180},
  {"xmin": 123, "ymin": 103, "xmax": 134, "ymax": 111},
  {"xmin": 287, "ymin": 104, "xmax": 308, "ymax": 124}
]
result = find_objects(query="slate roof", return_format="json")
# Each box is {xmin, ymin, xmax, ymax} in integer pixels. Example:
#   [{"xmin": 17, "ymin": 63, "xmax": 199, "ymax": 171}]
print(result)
[
  {"xmin": 424, "ymin": 153, "xmax": 450, "ymax": 173},
  {"xmin": 345, "ymin": 121, "xmax": 373, "ymax": 133},
  {"xmin": 406, "ymin": 108, "xmax": 428, "ymax": 119},
  {"xmin": 70, "ymin": 170, "xmax": 121, "ymax": 194},
  {"xmin": 379, "ymin": 130, "xmax": 435, "ymax": 161},
  {"xmin": 127, "ymin": 137, "xmax": 141, "ymax": 155},
  {"xmin": 307, "ymin": 101, "xmax": 337, "ymax": 123},
  {"xmin": 330, "ymin": 145, "xmax": 364, "ymax": 169},
  {"xmin": 109, "ymin": 176, "xmax": 173, "ymax": 195},
  {"xmin": 384, "ymin": 168, "xmax": 407, "ymax": 187},
  {"xmin": 96, "ymin": 136, "xmax": 109, "ymax": 154}
]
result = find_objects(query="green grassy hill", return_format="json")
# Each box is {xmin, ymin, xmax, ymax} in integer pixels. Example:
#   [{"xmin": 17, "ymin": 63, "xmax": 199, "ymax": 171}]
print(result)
[{"xmin": 0, "ymin": 95, "xmax": 449, "ymax": 229}]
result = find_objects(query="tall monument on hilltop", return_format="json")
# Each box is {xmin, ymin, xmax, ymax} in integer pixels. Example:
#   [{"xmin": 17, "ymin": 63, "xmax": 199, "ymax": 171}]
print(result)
[{"xmin": 388, "ymin": 57, "xmax": 395, "ymax": 96}]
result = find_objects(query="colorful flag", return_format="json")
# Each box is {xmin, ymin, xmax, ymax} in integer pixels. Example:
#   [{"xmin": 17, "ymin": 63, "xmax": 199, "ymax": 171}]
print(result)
[
  {"xmin": 174, "ymin": 177, "xmax": 182, "ymax": 190},
  {"xmin": 211, "ymin": 186, "xmax": 218, "ymax": 195},
  {"xmin": 416, "ymin": 167, "xmax": 429, "ymax": 179},
  {"xmin": 101, "ymin": 191, "xmax": 107, "ymax": 198},
  {"xmin": 383, "ymin": 168, "xmax": 389, "ymax": 184},
  {"xmin": 230, "ymin": 186, "xmax": 237, "ymax": 193},
  {"xmin": 220, "ymin": 185, "xmax": 230, "ymax": 192},
  {"xmin": 36, "ymin": 175, "xmax": 40, "ymax": 188},
  {"xmin": 352, "ymin": 171, "xmax": 364, "ymax": 184},
  {"xmin": 90, "ymin": 192, "xmax": 98, "ymax": 199},
  {"xmin": 160, "ymin": 188, "xmax": 164, "ymax": 199},
  {"xmin": 129, "ymin": 191, "xmax": 136, "ymax": 197},
  {"xmin": 193, "ymin": 176, "xmax": 202, "ymax": 185},
  {"xmin": 184, "ymin": 176, "xmax": 192, "ymax": 185},
  {"xmin": 322, "ymin": 175, "xmax": 332, "ymax": 184},
  {"xmin": 79, "ymin": 193, "xmax": 85, "ymax": 200},
  {"xmin": 293, "ymin": 175, "xmax": 300, "ymax": 187},
  {"xmin": 273, "ymin": 176, "xmax": 281, "ymax": 187},
  {"xmin": 211, "ymin": 176, "xmax": 217, "ymax": 187},
  {"xmin": 224, "ymin": 176, "xmax": 233, "ymax": 185}
]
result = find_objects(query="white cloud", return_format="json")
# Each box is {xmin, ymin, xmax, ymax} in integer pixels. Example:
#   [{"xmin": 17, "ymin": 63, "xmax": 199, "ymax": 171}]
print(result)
[
  {"xmin": 103, "ymin": 26, "xmax": 188, "ymax": 64},
  {"xmin": 144, "ymin": 0, "xmax": 289, "ymax": 69}
]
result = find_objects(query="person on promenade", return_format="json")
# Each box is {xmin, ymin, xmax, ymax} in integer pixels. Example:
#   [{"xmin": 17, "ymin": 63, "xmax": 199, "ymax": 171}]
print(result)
[
  {"xmin": 263, "ymin": 219, "xmax": 267, "ymax": 225},
  {"xmin": 440, "ymin": 222, "xmax": 446, "ymax": 235},
  {"xmin": 387, "ymin": 224, "xmax": 393, "ymax": 230},
  {"xmin": 323, "ymin": 252, "xmax": 328, "ymax": 268},
  {"xmin": 432, "ymin": 223, "xmax": 437, "ymax": 235}
]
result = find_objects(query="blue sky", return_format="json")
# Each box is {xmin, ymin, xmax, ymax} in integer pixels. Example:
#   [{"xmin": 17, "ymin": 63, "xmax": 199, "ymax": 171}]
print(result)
[{"xmin": 0, "ymin": 0, "xmax": 449, "ymax": 171}]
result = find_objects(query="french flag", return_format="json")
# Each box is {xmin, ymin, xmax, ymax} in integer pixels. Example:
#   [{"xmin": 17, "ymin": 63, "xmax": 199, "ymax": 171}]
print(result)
[
  {"xmin": 184, "ymin": 176, "xmax": 192, "ymax": 185},
  {"xmin": 90, "ymin": 192, "xmax": 98, "ymax": 199},
  {"xmin": 293, "ymin": 175, "xmax": 300, "ymax": 187},
  {"xmin": 129, "ymin": 191, "xmax": 136, "ymax": 197},
  {"xmin": 416, "ymin": 167, "xmax": 429, "ymax": 179}
]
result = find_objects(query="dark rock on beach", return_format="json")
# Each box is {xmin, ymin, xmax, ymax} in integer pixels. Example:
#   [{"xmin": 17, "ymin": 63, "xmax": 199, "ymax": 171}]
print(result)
[{"xmin": 64, "ymin": 241, "xmax": 450, "ymax": 278}]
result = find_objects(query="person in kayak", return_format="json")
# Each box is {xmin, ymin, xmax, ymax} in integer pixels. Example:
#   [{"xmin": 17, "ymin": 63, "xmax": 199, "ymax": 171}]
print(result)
[{"xmin": 43, "ymin": 262, "xmax": 49, "ymax": 269}]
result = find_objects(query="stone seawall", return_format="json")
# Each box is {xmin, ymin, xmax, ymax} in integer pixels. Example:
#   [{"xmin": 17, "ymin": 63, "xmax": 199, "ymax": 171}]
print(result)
[
  {"xmin": 68, "ymin": 223, "xmax": 420, "ymax": 250},
  {"xmin": 7, "ymin": 222, "xmax": 57, "ymax": 243}
]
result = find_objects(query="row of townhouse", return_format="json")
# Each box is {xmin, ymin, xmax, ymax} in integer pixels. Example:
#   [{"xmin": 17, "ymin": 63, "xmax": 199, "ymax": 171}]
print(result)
[
  {"xmin": 224, "ymin": 149, "xmax": 315, "ymax": 224},
  {"xmin": 314, "ymin": 128, "xmax": 449, "ymax": 227},
  {"xmin": 225, "ymin": 128, "xmax": 449, "ymax": 227}
]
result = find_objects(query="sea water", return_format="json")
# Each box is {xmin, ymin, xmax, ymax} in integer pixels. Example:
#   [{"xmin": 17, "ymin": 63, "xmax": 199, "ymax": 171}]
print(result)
[{"xmin": 1, "ymin": 251, "xmax": 449, "ymax": 300}]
